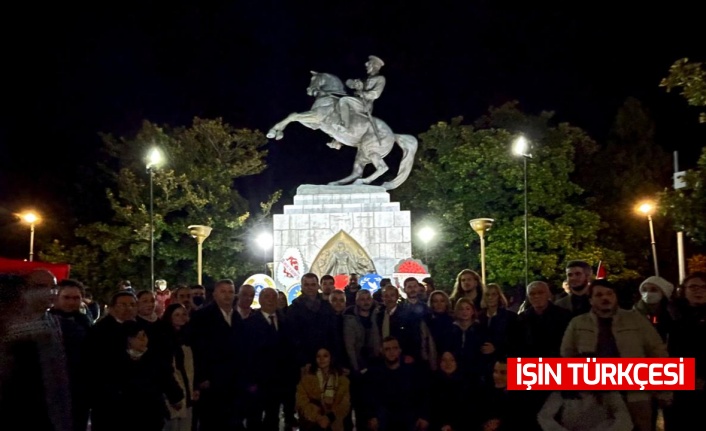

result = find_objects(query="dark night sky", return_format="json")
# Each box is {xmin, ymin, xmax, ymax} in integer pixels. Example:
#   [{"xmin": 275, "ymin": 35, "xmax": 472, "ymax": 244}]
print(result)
[{"xmin": 1, "ymin": 1, "xmax": 705, "ymax": 257}]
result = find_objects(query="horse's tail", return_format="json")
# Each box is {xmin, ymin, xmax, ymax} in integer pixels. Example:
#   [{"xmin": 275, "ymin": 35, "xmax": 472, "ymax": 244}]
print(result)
[{"xmin": 382, "ymin": 134, "xmax": 418, "ymax": 190}]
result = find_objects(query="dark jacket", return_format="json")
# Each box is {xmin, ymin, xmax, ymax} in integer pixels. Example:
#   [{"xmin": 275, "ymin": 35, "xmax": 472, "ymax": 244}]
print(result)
[
  {"xmin": 189, "ymin": 303, "xmax": 243, "ymax": 391},
  {"xmin": 509, "ymin": 302, "xmax": 572, "ymax": 358},
  {"xmin": 429, "ymin": 370, "xmax": 476, "ymax": 430},
  {"xmin": 287, "ymin": 295, "xmax": 337, "ymax": 368},
  {"xmin": 364, "ymin": 361, "xmax": 430, "ymax": 429}
]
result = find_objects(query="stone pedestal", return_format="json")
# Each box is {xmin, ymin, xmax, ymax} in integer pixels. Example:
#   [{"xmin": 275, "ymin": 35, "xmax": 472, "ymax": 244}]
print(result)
[{"xmin": 273, "ymin": 185, "xmax": 411, "ymax": 282}]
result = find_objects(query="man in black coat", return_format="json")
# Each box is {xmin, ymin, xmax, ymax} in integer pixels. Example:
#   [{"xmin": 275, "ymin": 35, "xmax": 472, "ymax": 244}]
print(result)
[
  {"xmin": 242, "ymin": 287, "xmax": 297, "ymax": 431},
  {"xmin": 190, "ymin": 279, "xmax": 244, "ymax": 431},
  {"xmin": 49, "ymin": 279, "xmax": 93, "ymax": 431}
]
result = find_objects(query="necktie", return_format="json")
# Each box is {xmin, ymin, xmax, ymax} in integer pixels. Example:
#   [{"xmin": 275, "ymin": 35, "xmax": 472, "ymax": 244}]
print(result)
[
  {"xmin": 382, "ymin": 311, "xmax": 390, "ymax": 338},
  {"xmin": 269, "ymin": 314, "xmax": 277, "ymax": 331}
]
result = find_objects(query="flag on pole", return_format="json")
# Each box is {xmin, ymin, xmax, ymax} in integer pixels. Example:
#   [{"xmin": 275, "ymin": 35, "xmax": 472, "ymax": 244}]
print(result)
[{"xmin": 596, "ymin": 260, "xmax": 607, "ymax": 279}]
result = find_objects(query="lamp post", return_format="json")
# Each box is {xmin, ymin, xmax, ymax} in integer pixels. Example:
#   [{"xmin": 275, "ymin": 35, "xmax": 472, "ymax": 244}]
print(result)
[
  {"xmin": 146, "ymin": 147, "xmax": 163, "ymax": 291},
  {"xmin": 20, "ymin": 211, "xmax": 40, "ymax": 261},
  {"xmin": 636, "ymin": 201, "xmax": 659, "ymax": 276},
  {"xmin": 188, "ymin": 225, "xmax": 213, "ymax": 285},
  {"xmin": 470, "ymin": 218, "xmax": 494, "ymax": 285},
  {"xmin": 417, "ymin": 226, "xmax": 436, "ymax": 262},
  {"xmin": 512, "ymin": 135, "xmax": 532, "ymax": 287},
  {"xmin": 673, "ymin": 152, "xmax": 687, "ymax": 283}
]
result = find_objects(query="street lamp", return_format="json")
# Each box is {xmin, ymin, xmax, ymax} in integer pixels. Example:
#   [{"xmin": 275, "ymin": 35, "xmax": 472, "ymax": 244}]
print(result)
[
  {"xmin": 417, "ymin": 226, "xmax": 436, "ymax": 262},
  {"xmin": 146, "ymin": 147, "xmax": 163, "ymax": 291},
  {"xmin": 470, "ymin": 218, "xmax": 494, "ymax": 286},
  {"xmin": 188, "ymin": 225, "xmax": 213, "ymax": 285},
  {"xmin": 512, "ymin": 135, "xmax": 532, "ymax": 288},
  {"xmin": 20, "ymin": 211, "xmax": 40, "ymax": 261},
  {"xmin": 636, "ymin": 201, "xmax": 659, "ymax": 276},
  {"xmin": 256, "ymin": 231, "xmax": 274, "ymax": 272}
]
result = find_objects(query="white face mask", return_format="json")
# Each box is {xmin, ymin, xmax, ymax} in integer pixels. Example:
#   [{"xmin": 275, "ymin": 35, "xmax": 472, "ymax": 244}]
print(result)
[
  {"xmin": 127, "ymin": 348, "xmax": 146, "ymax": 360},
  {"xmin": 641, "ymin": 291, "xmax": 662, "ymax": 305}
]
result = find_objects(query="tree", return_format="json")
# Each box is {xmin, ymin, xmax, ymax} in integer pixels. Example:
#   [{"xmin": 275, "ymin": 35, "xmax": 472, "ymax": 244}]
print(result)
[
  {"xmin": 575, "ymin": 97, "xmax": 671, "ymax": 274},
  {"xmin": 660, "ymin": 58, "xmax": 706, "ymax": 123},
  {"xmin": 42, "ymin": 118, "xmax": 279, "ymax": 300},
  {"xmin": 393, "ymin": 102, "xmax": 632, "ymax": 289},
  {"xmin": 659, "ymin": 59, "xmax": 706, "ymax": 248}
]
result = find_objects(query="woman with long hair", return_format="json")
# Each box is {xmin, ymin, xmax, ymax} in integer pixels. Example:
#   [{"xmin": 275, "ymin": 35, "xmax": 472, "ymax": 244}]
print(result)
[
  {"xmin": 440, "ymin": 297, "xmax": 487, "ymax": 387},
  {"xmin": 110, "ymin": 320, "xmax": 184, "ymax": 431},
  {"xmin": 160, "ymin": 303, "xmax": 197, "ymax": 431},
  {"xmin": 430, "ymin": 351, "xmax": 475, "ymax": 431},
  {"xmin": 427, "ymin": 290, "xmax": 454, "ymax": 353},
  {"xmin": 478, "ymin": 283, "xmax": 517, "ymax": 382},
  {"xmin": 296, "ymin": 347, "xmax": 350, "ymax": 431},
  {"xmin": 449, "ymin": 269, "xmax": 484, "ymax": 310}
]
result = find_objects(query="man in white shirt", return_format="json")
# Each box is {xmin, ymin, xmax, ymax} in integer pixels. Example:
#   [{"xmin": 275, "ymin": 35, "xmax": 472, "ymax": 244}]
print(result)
[
  {"xmin": 213, "ymin": 279, "xmax": 236, "ymax": 325},
  {"xmin": 242, "ymin": 287, "xmax": 295, "ymax": 431}
]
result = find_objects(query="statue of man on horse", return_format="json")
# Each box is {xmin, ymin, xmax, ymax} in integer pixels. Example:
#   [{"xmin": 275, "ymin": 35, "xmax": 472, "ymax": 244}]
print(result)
[
  {"xmin": 334, "ymin": 55, "xmax": 386, "ymax": 139},
  {"xmin": 267, "ymin": 56, "xmax": 417, "ymax": 190}
]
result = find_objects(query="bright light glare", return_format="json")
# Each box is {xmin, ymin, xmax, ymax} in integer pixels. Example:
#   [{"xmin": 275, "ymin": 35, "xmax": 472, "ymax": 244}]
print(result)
[
  {"xmin": 512, "ymin": 135, "xmax": 529, "ymax": 156},
  {"xmin": 636, "ymin": 201, "xmax": 655, "ymax": 216},
  {"xmin": 147, "ymin": 148, "xmax": 163, "ymax": 168},
  {"xmin": 21, "ymin": 212, "xmax": 39, "ymax": 224},
  {"xmin": 418, "ymin": 226, "xmax": 436, "ymax": 243},
  {"xmin": 257, "ymin": 232, "xmax": 274, "ymax": 250}
]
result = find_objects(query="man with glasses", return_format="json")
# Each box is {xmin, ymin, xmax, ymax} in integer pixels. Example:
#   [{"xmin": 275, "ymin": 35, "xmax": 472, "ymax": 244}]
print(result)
[{"xmin": 668, "ymin": 272, "xmax": 706, "ymax": 430}]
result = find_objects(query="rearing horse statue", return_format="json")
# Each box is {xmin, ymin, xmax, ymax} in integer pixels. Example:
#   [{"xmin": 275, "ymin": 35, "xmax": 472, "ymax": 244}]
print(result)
[{"xmin": 266, "ymin": 72, "xmax": 417, "ymax": 190}]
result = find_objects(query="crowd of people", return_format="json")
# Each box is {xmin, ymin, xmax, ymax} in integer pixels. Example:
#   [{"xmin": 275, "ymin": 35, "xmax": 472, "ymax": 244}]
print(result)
[{"xmin": 0, "ymin": 262, "xmax": 704, "ymax": 431}]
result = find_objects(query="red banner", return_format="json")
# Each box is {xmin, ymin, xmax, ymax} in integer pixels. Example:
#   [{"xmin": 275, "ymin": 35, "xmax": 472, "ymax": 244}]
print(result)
[
  {"xmin": 0, "ymin": 257, "xmax": 71, "ymax": 281},
  {"xmin": 508, "ymin": 357, "xmax": 695, "ymax": 391}
]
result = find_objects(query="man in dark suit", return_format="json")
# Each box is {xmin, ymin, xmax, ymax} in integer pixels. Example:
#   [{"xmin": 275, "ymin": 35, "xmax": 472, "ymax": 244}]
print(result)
[
  {"xmin": 365, "ymin": 336, "xmax": 430, "ymax": 431},
  {"xmin": 190, "ymin": 279, "xmax": 243, "ymax": 431},
  {"xmin": 287, "ymin": 273, "xmax": 337, "ymax": 368},
  {"xmin": 243, "ymin": 287, "xmax": 296, "ymax": 431},
  {"xmin": 49, "ymin": 279, "xmax": 93, "ymax": 431},
  {"xmin": 85, "ymin": 291, "xmax": 138, "ymax": 431},
  {"xmin": 375, "ymin": 284, "xmax": 426, "ymax": 366}
]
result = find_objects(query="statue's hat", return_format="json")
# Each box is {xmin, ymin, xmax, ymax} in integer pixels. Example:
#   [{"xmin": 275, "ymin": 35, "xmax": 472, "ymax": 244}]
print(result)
[{"xmin": 368, "ymin": 55, "xmax": 385, "ymax": 67}]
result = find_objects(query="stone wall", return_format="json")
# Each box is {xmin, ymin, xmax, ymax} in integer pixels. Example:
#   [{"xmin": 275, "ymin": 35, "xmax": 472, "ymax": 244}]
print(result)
[{"xmin": 273, "ymin": 185, "xmax": 411, "ymax": 283}]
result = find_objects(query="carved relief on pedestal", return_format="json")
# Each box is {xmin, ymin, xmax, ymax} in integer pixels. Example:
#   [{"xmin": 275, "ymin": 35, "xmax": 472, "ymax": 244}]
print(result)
[{"xmin": 311, "ymin": 230, "xmax": 376, "ymax": 277}]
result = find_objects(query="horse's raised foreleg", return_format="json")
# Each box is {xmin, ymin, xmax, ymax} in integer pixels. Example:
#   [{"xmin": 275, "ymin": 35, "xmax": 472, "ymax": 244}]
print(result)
[
  {"xmin": 328, "ymin": 161, "xmax": 365, "ymax": 186},
  {"xmin": 266, "ymin": 111, "xmax": 320, "ymax": 140},
  {"xmin": 354, "ymin": 154, "xmax": 389, "ymax": 185}
]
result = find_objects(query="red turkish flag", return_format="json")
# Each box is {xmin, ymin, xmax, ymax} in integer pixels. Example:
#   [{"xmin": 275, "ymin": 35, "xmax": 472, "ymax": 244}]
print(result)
[
  {"xmin": 596, "ymin": 261, "xmax": 607, "ymax": 279},
  {"xmin": 333, "ymin": 274, "xmax": 349, "ymax": 290}
]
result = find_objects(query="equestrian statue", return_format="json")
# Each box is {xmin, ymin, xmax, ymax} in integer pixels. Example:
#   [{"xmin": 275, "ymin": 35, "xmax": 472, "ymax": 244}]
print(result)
[{"xmin": 266, "ymin": 55, "xmax": 418, "ymax": 190}]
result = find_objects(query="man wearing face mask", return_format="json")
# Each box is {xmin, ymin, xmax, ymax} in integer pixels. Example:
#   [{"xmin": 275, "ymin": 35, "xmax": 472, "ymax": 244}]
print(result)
[
  {"xmin": 190, "ymin": 284, "xmax": 207, "ymax": 314},
  {"xmin": 633, "ymin": 276, "xmax": 675, "ymax": 342}
]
